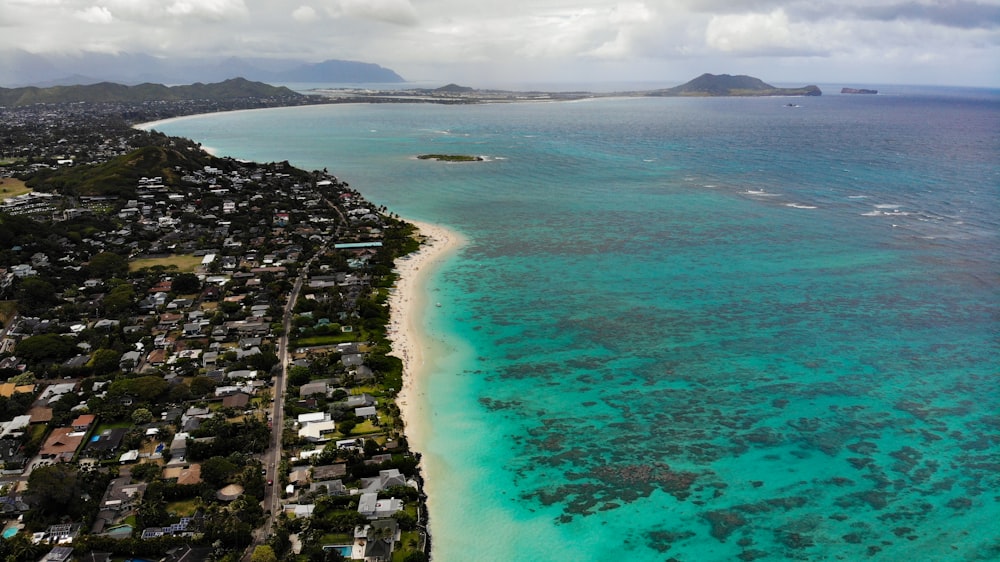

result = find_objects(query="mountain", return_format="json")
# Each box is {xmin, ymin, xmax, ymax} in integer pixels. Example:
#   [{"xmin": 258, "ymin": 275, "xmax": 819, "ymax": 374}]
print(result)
[
  {"xmin": 0, "ymin": 50, "xmax": 405, "ymax": 87},
  {"xmin": 269, "ymin": 60, "xmax": 404, "ymax": 83},
  {"xmin": 650, "ymin": 73, "xmax": 821, "ymax": 97},
  {"xmin": 434, "ymin": 84, "xmax": 476, "ymax": 93},
  {"xmin": 0, "ymin": 77, "xmax": 303, "ymax": 106}
]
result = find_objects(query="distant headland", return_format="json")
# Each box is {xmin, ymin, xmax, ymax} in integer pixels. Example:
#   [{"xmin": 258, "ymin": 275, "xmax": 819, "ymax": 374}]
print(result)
[{"xmin": 316, "ymin": 73, "xmax": 823, "ymax": 103}]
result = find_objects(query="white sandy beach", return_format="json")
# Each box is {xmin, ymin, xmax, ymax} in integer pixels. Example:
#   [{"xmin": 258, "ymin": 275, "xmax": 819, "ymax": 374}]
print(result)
[{"xmin": 386, "ymin": 219, "xmax": 465, "ymax": 484}]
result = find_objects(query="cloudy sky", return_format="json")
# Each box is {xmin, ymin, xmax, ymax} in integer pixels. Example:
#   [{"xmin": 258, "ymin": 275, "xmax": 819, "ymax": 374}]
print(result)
[{"xmin": 2, "ymin": 0, "xmax": 999, "ymax": 87}]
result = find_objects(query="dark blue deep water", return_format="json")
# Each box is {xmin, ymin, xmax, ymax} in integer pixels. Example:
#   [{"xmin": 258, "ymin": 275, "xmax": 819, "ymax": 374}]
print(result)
[{"xmin": 151, "ymin": 89, "xmax": 1000, "ymax": 561}]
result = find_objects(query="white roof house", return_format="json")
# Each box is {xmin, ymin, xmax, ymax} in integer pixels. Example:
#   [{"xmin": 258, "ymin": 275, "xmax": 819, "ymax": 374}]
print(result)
[
  {"xmin": 297, "ymin": 412, "xmax": 330, "ymax": 425},
  {"xmin": 298, "ymin": 420, "xmax": 338, "ymax": 442}
]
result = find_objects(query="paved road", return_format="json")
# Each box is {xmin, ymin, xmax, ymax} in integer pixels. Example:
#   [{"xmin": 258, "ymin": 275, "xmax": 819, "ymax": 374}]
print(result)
[{"xmin": 246, "ymin": 248, "xmax": 322, "ymax": 558}]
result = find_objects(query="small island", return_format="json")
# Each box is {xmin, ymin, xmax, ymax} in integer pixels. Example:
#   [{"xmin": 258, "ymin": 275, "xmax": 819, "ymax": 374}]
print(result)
[
  {"xmin": 841, "ymin": 87, "xmax": 878, "ymax": 95},
  {"xmin": 417, "ymin": 154, "xmax": 484, "ymax": 162}
]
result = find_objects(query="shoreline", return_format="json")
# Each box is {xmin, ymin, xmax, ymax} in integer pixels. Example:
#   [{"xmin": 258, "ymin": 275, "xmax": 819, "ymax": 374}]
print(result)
[{"xmin": 386, "ymin": 219, "xmax": 466, "ymax": 552}]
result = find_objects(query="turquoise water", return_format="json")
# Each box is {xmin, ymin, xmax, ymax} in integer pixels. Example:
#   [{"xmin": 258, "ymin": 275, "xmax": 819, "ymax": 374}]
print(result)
[
  {"xmin": 151, "ymin": 90, "xmax": 1000, "ymax": 561},
  {"xmin": 1, "ymin": 528, "xmax": 16, "ymax": 539}
]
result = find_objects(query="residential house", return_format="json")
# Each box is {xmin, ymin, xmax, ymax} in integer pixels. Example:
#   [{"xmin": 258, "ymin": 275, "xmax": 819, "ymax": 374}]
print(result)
[
  {"xmin": 355, "ymin": 406, "xmax": 377, "ymax": 420},
  {"xmin": 353, "ymin": 520, "xmax": 399, "ymax": 562},
  {"xmin": 312, "ymin": 463, "xmax": 347, "ymax": 481},
  {"xmin": 298, "ymin": 420, "xmax": 337, "ymax": 442},
  {"xmin": 288, "ymin": 467, "xmax": 311, "ymax": 489},
  {"xmin": 40, "ymin": 546, "xmax": 74, "ymax": 562},
  {"xmin": 0, "ymin": 414, "xmax": 32, "ymax": 438},
  {"xmin": 309, "ymin": 479, "xmax": 346, "ymax": 495},
  {"xmin": 85, "ymin": 429, "xmax": 126, "ymax": 458},
  {"xmin": 0, "ymin": 383, "xmax": 35, "ymax": 398},
  {"xmin": 163, "ymin": 464, "xmax": 203, "ymax": 486},
  {"xmin": 221, "ymin": 392, "xmax": 250, "ymax": 409},
  {"xmin": 297, "ymin": 412, "xmax": 329, "ymax": 425},
  {"xmin": 39, "ymin": 427, "xmax": 84, "ymax": 462},
  {"xmin": 71, "ymin": 414, "xmax": 96, "ymax": 432},
  {"xmin": 299, "ymin": 380, "xmax": 333, "ymax": 398},
  {"xmin": 360, "ymin": 469, "xmax": 407, "ymax": 493}
]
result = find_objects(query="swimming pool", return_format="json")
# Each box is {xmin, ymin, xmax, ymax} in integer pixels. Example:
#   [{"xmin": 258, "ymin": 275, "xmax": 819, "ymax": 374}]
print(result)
[
  {"xmin": 2, "ymin": 527, "xmax": 18, "ymax": 539},
  {"xmin": 323, "ymin": 545, "xmax": 352, "ymax": 558}
]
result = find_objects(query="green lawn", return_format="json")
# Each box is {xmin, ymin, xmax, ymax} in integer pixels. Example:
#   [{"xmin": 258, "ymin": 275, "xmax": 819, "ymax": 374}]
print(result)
[
  {"xmin": 393, "ymin": 531, "xmax": 424, "ymax": 561},
  {"xmin": 318, "ymin": 532, "xmax": 353, "ymax": 545},
  {"xmin": 94, "ymin": 420, "xmax": 134, "ymax": 433},
  {"xmin": 129, "ymin": 254, "xmax": 204, "ymax": 273},
  {"xmin": 0, "ymin": 178, "xmax": 30, "ymax": 201},
  {"xmin": 293, "ymin": 333, "xmax": 359, "ymax": 346},
  {"xmin": 0, "ymin": 301, "xmax": 17, "ymax": 328},
  {"xmin": 166, "ymin": 498, "xmax": 201, "ymax": 517}
]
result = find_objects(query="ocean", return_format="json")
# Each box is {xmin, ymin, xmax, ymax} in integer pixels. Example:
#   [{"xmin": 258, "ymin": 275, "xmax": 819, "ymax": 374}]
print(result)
[{"xmin": 150, "ymin": 88, "xmax": 1000, "ymax": 561}]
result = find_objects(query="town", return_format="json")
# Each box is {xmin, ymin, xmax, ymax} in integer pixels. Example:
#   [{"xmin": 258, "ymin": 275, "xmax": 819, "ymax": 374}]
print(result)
[{"xmin": 0, "ymin": 94, "xmax": 428, "ymax": 562}]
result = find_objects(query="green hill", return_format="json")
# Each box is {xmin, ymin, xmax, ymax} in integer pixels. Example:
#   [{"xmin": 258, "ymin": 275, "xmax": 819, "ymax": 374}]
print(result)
[
  {"xmin": 650, "ymin": 73, "xmax": 821, "ymax": 97},
  {"xmin": 27, "ymin": 145, "xmax": 216, "ymax": 197},
  {"xmin": 0, "ymin": 77, "xmax": 303, "ymax": 106}
]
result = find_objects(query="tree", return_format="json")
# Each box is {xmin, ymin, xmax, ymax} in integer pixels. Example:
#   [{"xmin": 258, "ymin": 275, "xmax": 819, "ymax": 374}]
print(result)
[
  {"xmin": 88, "ymin": 251, "xmax": 128, "ymax": 279},
  {"xmin": 26, "ymin": 464, "xmax": 81, "ymax": 518},
  {"xmin": 108, "ymin": 375, "xmax": 169, "ymax": 404},
  {"xmin": 132, "ymin": 407, "xmax": 154, "ymax": 425},
  {"xmin": 0, "ymin": 532, "xmax": 45, "ymax": 560},
  {"xmin": 201, "ymin": 456, "xmax": 238, "ymax": 488},
  {"xmin": 15, "ymin": 277, "xmax": 58, "ymax": 309},
  {"xmin": 171, "ymin": 272, "xmax": 201, "ymax": 294},
  {"xmin": 102, "ymin": 283, "xmax": 136, "ymax": 315},
  {"xmin": 189, "ymin": 376, "xmax": 218, "ymax": 397},
  {"xmin": 288, "ymin": 365, "xmax": 312, "ymax": 387},
  {"xmin": 15, "ymin": 334, "xmax": 77, "ymax": 364},
  {"xmin": 89, "ymin": 348, "xmax": 122, "ymax": 375},
  {"xmin": 338, "ymin": 418, "xmax": 357, "ymax": 435},
  {"xmin": 251, "ymin": 545, "xmax": 278, "ymax": 562}
]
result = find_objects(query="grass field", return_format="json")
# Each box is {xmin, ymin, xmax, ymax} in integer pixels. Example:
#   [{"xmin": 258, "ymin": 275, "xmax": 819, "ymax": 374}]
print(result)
[
  {"xmin": 129, "ymin": 254, "xmax": 204, "ymax": 273},
  {"xmin": 166, "ymin": 498, "xmax": 200, "ymax": 517},
  {"xmin": 292, "ymin": 333, "xmax": 360, "ymax": 346},
  {"xmin": 0, "ymin": 178, "xmax": 30, "ymax": 201},
  {"xmin": 0, "ymin": 301, "xmax": 17, "ymax": 328}
]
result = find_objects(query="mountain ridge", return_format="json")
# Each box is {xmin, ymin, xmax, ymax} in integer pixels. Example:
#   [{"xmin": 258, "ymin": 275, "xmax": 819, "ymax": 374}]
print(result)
[
  {"xmin": 0, "ymin": 50, "xmax": 405, "ymax": 87},
  {"xmin": 0, "ymin": 77, "xmax": 304, "ymax": 106}
]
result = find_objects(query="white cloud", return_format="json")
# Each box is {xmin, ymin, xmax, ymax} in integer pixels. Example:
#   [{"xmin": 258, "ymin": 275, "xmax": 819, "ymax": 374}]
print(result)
[
  {"xmin": 75, "ymin": 5, "xmax": 114, "ymax": 24},
  {"xmin": 292, "ymin": 5, "xmax": 319, "ymax": 23},
  {"xmin": 0, "ymin": 0, "xmax": 996, "ymax": 87},
  {"xmin": 329, "ymin": 0, "xmax": 418, "ymax": 26},
  {"xmin": 166, "ymin": 0, "xmax": 248, "ymax": 21},
  {"xmin": 705, "ymin": 9, "xmax": 796, "ymax": 53},
  {"xmin": 586, "ymin": 2, "xmax": 654, "ymax": 58}
]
